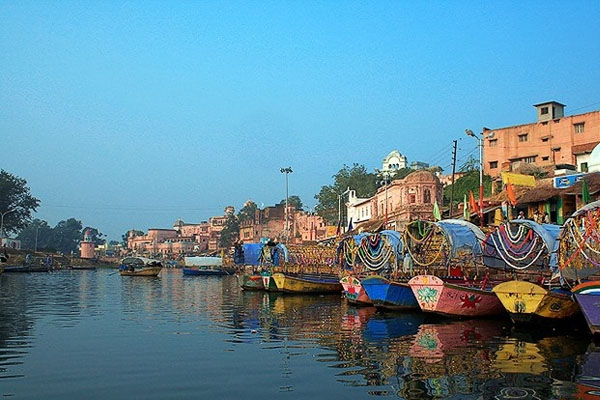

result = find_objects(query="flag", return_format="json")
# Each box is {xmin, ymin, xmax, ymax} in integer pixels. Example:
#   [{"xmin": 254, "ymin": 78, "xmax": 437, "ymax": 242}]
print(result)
[
  {"xmin": 583, "ymin": 179, "xmax": 591, "ymax": 204},
  {"xmin": 347, "ymin": 217, "xmax": 354, "ymax": 232},
  {"xmin": 463, "ymin": 194, "xmax": 469, "ymax": 219},
  {"xmin": 433, "ymin": 201, "xmax": 442, "ymax": 221},
  {"xmin": 506, "ymin": 179, "xmax": 517, "ymax": 207},
  {"xmin": 469, "ymin": 190, "xmax": 479, "ymax": 214}
]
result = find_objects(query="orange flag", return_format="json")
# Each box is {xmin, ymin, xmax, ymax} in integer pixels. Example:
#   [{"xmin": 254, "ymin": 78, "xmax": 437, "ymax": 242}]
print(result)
[
  {"xmin": 468, "ymin": 190, "xmax": 479, "ymax": 214},
  {"xmin": 506, "ymin": 179, "xmax": 517, "ymax": 206}
]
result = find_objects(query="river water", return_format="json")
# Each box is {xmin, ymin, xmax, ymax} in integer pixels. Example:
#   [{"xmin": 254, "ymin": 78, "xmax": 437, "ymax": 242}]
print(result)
[{"xmin": 0, "ymin": 269, "xmax": 598, "ymax": 399}]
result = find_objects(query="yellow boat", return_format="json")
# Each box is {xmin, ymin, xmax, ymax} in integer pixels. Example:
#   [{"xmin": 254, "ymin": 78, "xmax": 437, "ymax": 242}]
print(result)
[
  {"xmin": 492, "ymin": 280, "xmax": 579, "ymax": 323},
  {"xmin": 119, "ymin": 256, "xmax": 163, "ymax": 277},
  {"xmin": 272, "ymin": 272, "xmax": 342, "ymax": 294}
]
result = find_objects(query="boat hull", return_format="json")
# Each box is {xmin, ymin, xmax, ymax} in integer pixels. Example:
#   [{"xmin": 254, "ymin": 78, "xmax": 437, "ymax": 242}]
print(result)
[
  {"xmin": 120, "ymin": 266, "xmax": 162, "ymax": 277},
  {"xmin": 182, "ymin": 267, "xmax": 226, "ymax": 276},
  {"xmin": 261, "ymin": 271, "xmax": 279, "ymax": 291},
  {"xmin": 4, "ymin": 265, "xmax": 49, "ymax": 273},
  {"xmin": 272, "ymin": 272, "xmax": 342, "ymax": 294},
  {"xmin": 340, "ymin": 275, "xmax": 372, "ymax": 305},
  {"xmin": 409, "ymin": 275, "xmax": 503, "ymax": 317},
  {"xmin": 493, "ymin": 280, "xmax": 579, "ymax": 323},
  {"xmin": 361, "ymin": 276, "xmax": 418, "ymax": 310},
  {"xmin": 71, "ymin": 265, "xmax": 97, "ymax": 271},
  {"xmin": 573, "ymin": 281, "xmax": 600, "ymax": 334},
  {"xmin": 238, "ymin": 273, "xmax": 265, "ymax": 291}
]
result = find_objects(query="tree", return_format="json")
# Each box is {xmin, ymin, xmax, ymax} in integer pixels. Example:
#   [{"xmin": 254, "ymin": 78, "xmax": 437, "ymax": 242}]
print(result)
[
  {"xmin": 459, "ymin": 156, "xmax": 479, "ymax": 173},
  {"xmin": 219, "ymin": 213, "xmax": 239, "ymax": 248},
  {"xmin": 82, "ymin": 227, "xmax": 105, "ymax": 246},
  {"xmin": 389, "ymin": 168, "xmax": 414, "ymax": 180},
  {"xmin": 122, "ymin": 229, "xmax": 144, "ymax": 246},
  {"xmin": 443, "ymin": 170, "xmax": 493, "ymax": 209},
  {"xmin": 314, "ymin": 164, "xmax": 377, "ymax": 224},
  {"xmin": 0, "ymin": 170, "xmax": 41, "ymax": 235},
  {"xmin": 279, "ymin": 195, "xmax": 303, "ymax": 210},
  {"xmin": 238, "ymin": 201, "xmax": 258, "ymax": 223},
  {"xmin": 16, "ymin": 219, "xmax": 53, "ymax": 251},
  {"xmin": 51, "ymin": 218, "xmax": 83, "ymax": 254}
]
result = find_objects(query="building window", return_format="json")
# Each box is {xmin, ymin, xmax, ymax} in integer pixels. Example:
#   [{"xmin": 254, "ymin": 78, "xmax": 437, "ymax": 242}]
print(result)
[
  {"xmin": 524, "ymin": 156, "xmax": 536, "ymax": 163},
  {"xmin": 489, "ymin": 161, "xmax": 498, "ymax": 169},
  {"xmin": 581, "ymin": 162, "xmax": 589, "ymax": 172},
  {"xmin": 542, "ymin": 156, "xmax": 549, "ymax": 161},
  {"xmin": 424, "ymin": 189, "xmax": 431, "ymax": 204},
  {"xmin": 489, "ymin": 139, "xmax": 497, "ymax": 147},
  {"xmin": 518, "ymin": 133, "xmax": 528, "ymax": 142},
  {"xmin": 541, "ymin": 107, "xmax": 548, "ymax": 115},
  {"xmin": 541, "ymin": 137, "xmax": 549, "ymax": 142},
  {"xmin": 574, "ymin": 123, "xmax": 585, "ymax": 133}
]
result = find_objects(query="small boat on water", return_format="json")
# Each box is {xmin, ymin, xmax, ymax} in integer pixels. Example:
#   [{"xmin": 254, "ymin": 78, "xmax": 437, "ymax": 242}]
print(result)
[
  {"xmin": 71, "ymin": 265, "xmax": 97, "ymax": 271},
  {"xmin": 340, "ymin": 275, "xmax": 371, "ymax": 305},
  {"xmin": 119, "ymin": 257, "xmax": 162, "ymax": 277},
  {"xmin": 493, "ymin": 280, "xmax": 579, "ymax": 323},
  {"xmin": 361, "ymin": 275, "xmax": 418, "ymax": 310},
  {"xmin": 404, "ymin": 219, "xmax": 502, "ymax": 317},
  {"xmin": 272, "ymin": 272, "xmax": 342, "ymax": 294},
  {"xmin": 410, "ymin": 274, "xmax": 504, "ymax": 317},
  {"xmin": 182, "ymin": 256, "xmax": 227, "ymax": 276},
  {"xmin": 484, "ymin": 220, "xmax": 578, "ymax": 323},
  {"xmin": 237, "ymin": 273, "xmax": 264, "ymax": 290},
  {"xmin": 3, "ymin": 265, "xmax": 50, "ymax": 273},
  {"xmin": 559, "ymin": 200, "xmax": 600, "ymax": 334}
]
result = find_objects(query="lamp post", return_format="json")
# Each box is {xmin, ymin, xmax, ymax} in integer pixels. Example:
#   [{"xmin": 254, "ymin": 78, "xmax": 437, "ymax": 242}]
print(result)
[
  {"xmin": 465, "ymin": 129, "xmax": 484, "ymax": 226},
  {"xmin": 0, "ymin": 208, "xmax": 17, "ymax": 245},
  {"xmin": 280, "ymin": 167, "xmax": 293, "ymax": 244}
]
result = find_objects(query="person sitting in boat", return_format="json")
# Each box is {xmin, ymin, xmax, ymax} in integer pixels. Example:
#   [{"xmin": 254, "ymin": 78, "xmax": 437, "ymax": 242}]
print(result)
[
  {"xmin": 25, "ymin": 253, "xmax": 32, "ymax": 265},
  {"xmin": 0, "ymin": 249, "xmax": 8, "ymax": 263}
]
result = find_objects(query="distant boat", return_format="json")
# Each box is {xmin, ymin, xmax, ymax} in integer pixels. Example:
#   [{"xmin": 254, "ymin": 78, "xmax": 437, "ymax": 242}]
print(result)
[
  {"xmin": 182, "ymin": 256, "xmax": 227, "ymax": 276},
  {"xmin": 272, "ymin": 272, "xmax": 342, "ymax": 294},
  {"xmin": 119, "ymin": 257, "xmax": 162, "ymax": 277},
  {"xmin": 4, "ymin": 265, "xmax": 49, "ymax": 273}
]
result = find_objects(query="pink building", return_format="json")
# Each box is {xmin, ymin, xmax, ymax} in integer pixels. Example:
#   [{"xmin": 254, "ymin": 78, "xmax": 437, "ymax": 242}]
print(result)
[
  {"xmin": 80, "ymin": 228, "xmax": 96, "ymax": 259},
  {"xmin": 347, "ymin": 170, "xmax": 443, "ymax": 230}
]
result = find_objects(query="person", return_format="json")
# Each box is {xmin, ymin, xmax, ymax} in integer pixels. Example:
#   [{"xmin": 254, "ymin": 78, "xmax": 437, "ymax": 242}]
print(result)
[
  {"xmin": 543, "ymin": 212, "xmax": 551, "ymax": 224},
  {"xmin": 25, "ymin": 253, "xmax": 32, "ymax": 265},
  {"xmin": 533, "ymin": 210, "xmax": 541, "ymax": 224},
  {"xmin": 403, "ymin": 252, "xmax": 413, "ymax": 275},
  {"xmin": 517, "ymin": 211, "xmax": 525, "ymax": 219}
]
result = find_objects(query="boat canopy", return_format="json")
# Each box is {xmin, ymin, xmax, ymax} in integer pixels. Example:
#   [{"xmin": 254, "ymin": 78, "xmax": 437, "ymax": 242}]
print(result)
[
  {"xmin": 437, "ymin": 219, "xmax": 485, "ymax": 258},
  {"xmin": 337, "ymin": 230, "xmax": 403, "ymax": 272},
  {"xmin": 238, "ymin": 243, "xmax": 263, "ymax": 266},
  {"xmin": 559, "ymin": 200, "xmax": 600, "ymax": 280},
  {"xmin": 121, "ymin": 257, "xmax": 162, "ymax": 266},
  {"xmin": 184, "ymin": 256, "xmax": 222, "ymax": 267},
  {"xmin": 483, "ymin": 220, "xmax": 560, "ymax": 271}
]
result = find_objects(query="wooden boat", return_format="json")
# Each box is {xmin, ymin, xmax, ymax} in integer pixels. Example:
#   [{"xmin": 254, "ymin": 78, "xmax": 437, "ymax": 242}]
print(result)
[
  {"xmin": 572, "ymin": 282, "xmax": 600, "ymax": 334},
  {"xmin": 493, "ymin": 280, "xmax": 579, "ymax": 323},
  {"xmin": 261, "ymin": 271, "xmax": 279, "ymax": 291},
  {"xmin": 3, "ymin": 265, "xmax": 49, "ymax": 273},
  {"xmin": 337, "ymin": 231, "xmax": 403, "ymax": 306},
  {"xmin": 237, "ymin": 273, "xmax": 265, "ymax": 290},
  {"xmin": 272, "ymin": 272, "xmax": 342, "ymax": 294},
  {"xmin": 119, "ymin": 257, "xmax": 162, "ymax": 277},
  {"xmin": 361, "ymin": 275, "xmax": 418, "ymax": 310},
  {"xmin": 120, "ymin": 266, "xmax": 162, "ymax": 276},
  {"xmin": 340, "ymin": 275, "xmax": 372, "ymax": 305},
  {"xmin": 182, "ymin": 256, "xmax": 227, "ymax": 276},
  {"xmin": 409, "ymin": 275, "xmax": 504, "ymax": 317}
]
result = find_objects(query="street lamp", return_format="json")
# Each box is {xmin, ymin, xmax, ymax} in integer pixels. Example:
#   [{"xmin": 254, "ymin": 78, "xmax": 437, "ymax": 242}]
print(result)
[
  {"xmin": 332, "ymin": 187, "xmax": 351, "ymax": 233},
  {"xmin": 280, "ymin": 167, "xmax": 293, "ymax": 244},
  {"xmin": 0, "ymin": 208, "xmax": 17, "ymax": 244},
  {"xmin": 465, "ymin": 129, "xmax": 488, "ymax": 226}
]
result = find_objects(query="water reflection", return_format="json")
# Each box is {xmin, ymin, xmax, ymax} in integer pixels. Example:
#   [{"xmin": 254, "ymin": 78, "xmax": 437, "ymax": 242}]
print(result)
[{"xmin": 0, "ymin": 270, "xmax": 598, "ymax": 399}]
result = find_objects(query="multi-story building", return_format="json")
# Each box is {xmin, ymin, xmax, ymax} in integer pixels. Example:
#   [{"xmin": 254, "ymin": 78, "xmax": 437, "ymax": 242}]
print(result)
[
  {"xmin": 346, "ymin": 170, "xmax": 443, "ymax": 230},
  {"xmin": 484, "ymin": 101, "xmax": 600, "ymax": 176},
  {"xmin": 381, "ymin": 150, "xmax": 408, "ymax": 173}
]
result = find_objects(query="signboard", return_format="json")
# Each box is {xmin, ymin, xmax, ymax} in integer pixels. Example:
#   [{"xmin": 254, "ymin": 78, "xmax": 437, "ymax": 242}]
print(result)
[
  {"xmin": 553, "ymin": 173, "xmax": 584, "ymax": 189},
  {"xmin": 501, "ymin": 172, "xmax": 536, "ymax": 187}
]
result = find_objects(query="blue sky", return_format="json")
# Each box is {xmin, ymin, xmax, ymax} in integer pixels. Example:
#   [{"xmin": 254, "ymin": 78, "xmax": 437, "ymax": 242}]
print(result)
[{"xmin": 2, "ymin": 1, "xmax": 599, "ymax": 240}]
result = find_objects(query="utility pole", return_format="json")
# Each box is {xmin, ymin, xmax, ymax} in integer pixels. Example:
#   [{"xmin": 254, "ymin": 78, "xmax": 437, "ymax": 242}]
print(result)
[
  {"xmin": 449, "ymin": 140, "xmax": 458, "ymax": 217},
  {"xmin": 280, "ymin": 167, "xmax": 293, "ymax": 244}
]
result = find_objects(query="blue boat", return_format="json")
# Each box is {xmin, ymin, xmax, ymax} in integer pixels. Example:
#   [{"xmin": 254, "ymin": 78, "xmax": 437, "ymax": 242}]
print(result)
[
  {"xmin": 182, "ymin": 256, "xmax": 228, "ymax": 276},
  {"xmin": 361, "ymin": 275, "xmax": 418, "ymax": 310}
]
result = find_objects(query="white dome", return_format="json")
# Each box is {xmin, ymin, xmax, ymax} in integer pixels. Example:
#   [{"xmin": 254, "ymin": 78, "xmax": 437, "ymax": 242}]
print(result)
[{"xmin": 589, "ymin": 143, "xmax": 600, "ymax": 173}]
